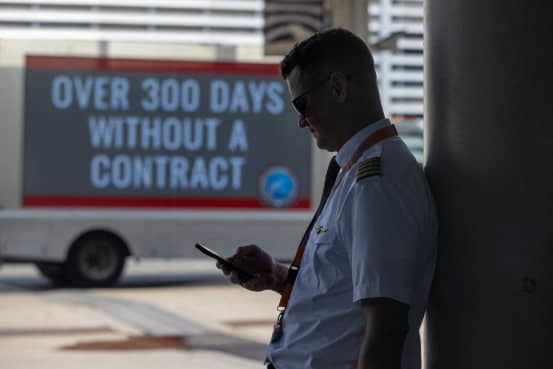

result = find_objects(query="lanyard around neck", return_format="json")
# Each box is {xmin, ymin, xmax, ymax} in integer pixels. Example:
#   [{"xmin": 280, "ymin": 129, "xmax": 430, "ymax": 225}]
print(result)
[{"xmin": 276, "ymin": 124, "xmax": 398, "ymax": 314}]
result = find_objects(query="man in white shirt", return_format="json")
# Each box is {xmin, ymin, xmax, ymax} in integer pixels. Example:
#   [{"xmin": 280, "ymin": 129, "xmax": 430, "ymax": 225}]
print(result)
[{"xmin": 218, "ymin": 28, "xmax": 437, "ymax": 369}]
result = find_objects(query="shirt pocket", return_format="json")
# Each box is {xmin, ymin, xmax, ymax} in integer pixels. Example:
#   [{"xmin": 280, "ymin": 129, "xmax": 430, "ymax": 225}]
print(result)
[{"xmin": 309, "ymin": 230, "xmax": 348, "ymax": 292}]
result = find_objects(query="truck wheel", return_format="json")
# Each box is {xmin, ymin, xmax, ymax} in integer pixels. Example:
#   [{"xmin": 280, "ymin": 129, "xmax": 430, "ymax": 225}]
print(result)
[
  {"xmin": 65, "ymin": 234, "xmax": 126, "ymax": 287},
  {"xmin": 35, "ymin": 262, "xmax": 66, "ymax": 285}
]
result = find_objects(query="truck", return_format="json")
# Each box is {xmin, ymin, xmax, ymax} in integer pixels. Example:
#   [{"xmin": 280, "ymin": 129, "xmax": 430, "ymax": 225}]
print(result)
[{"xmin": 0, "ymin": 39, "xmax": 330, "ymax": 286}]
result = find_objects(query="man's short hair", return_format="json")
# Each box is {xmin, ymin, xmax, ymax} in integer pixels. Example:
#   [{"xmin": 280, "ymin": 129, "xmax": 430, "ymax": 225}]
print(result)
[{"xmin": 280, "ymin": 28, "xmax": 375, "ymax": 82}]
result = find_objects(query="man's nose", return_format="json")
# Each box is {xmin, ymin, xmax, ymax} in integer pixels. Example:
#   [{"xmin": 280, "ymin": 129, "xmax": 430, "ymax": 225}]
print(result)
[{"xmin": 298, "ymin": 115, "xmax": 308, "ymax": 128}]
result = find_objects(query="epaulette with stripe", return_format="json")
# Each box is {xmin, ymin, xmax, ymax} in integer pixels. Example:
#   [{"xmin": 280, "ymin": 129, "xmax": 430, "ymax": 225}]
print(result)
[{"xmin": 356, "ymin": 157, "xmax": 381, "ymax": 182}]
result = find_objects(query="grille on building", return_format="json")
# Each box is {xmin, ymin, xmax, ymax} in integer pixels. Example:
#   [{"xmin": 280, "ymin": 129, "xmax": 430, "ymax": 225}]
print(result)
[
  {"xmin": 369, "ymin": 0, "xmax": 423, "ymax": 125},
  {"xmin": 0, "ymin": 0, "xmax": 264, "ymax": 45}
]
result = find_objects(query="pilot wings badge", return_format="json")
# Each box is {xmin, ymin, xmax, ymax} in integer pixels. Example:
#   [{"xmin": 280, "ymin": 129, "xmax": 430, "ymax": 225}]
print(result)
[{"xmin": 315, "ymin": 224, "xmax": 328, "ymax": 234}]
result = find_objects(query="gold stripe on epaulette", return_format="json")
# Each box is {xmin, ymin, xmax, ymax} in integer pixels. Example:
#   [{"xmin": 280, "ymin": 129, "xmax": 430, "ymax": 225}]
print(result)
[
  {"xmin": 358, "ymin": 168, "xmax": 379, "ymax": 177},
  {"xmin": 356, "ymin": 157, "xmax": 381, "ymax": 182}
]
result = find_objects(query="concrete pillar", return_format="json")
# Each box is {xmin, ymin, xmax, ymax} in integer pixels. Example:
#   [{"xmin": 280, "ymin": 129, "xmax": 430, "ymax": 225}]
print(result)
[{"xmin": 424, "ymin": 1, "xmax": 553, "ymax": 368}]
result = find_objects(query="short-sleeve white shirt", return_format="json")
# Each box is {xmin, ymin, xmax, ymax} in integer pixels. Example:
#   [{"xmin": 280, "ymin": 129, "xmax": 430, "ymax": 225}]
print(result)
[{"xmin": 266, "ymin": 119, "xmax": 438, "ymax": 369}]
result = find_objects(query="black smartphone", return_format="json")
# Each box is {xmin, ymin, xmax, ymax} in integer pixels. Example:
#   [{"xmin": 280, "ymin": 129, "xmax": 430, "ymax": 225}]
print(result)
[{"xmin": 195, "ymin": 243, "xmax": 255, "ymax": 282}]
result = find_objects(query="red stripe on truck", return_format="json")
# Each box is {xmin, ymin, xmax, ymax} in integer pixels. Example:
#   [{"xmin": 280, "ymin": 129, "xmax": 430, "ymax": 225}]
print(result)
[
  {"xmin": 23, "ymin": 195, "xmax": 311, "ymax": 209},
  {"xmin": 26, "ymin": 55, "xmax": 281, "ymax": 76}
]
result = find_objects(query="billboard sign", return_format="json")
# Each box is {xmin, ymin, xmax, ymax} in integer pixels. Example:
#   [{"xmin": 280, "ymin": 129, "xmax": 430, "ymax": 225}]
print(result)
[{"xmin": 23, "ymin": 56, "xmax": 311, "ymax": 209}]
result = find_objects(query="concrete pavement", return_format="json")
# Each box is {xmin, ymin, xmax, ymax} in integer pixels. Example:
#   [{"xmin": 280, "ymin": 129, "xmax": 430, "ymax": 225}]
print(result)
[
  {"xmin": 0, "ymin": 260, "xmax": 428, "ymax": 369},
  {"xmin": 0, "ymin": 260, "xmax": 277, "ymax": 369}
]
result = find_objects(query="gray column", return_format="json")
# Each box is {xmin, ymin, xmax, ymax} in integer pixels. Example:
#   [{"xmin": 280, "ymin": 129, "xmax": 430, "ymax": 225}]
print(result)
[{"xmin": 424, "ymin": 1, "xmax": 553, "ymax": 368}]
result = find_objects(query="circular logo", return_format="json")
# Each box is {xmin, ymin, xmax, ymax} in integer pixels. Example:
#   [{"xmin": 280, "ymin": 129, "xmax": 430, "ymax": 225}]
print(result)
[{"xmin": 259, "ymin": 166, "xmax": 298, "ymax": 208}]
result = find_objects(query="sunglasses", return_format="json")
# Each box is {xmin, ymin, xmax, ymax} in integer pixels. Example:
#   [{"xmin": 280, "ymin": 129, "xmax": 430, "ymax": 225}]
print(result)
[{"xmin": 291, "ymin": 76, "xmax": 331, "ymax": 118}]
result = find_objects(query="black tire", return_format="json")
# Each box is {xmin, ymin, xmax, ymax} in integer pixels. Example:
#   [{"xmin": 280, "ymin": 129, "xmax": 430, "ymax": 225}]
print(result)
[
  {"xmin": 35, "ymin": 262, "xmax": 66, "ymax": 285},
  {"xmin": 64, "ymin": 234, "xmax": 126, "ymax": 287}
]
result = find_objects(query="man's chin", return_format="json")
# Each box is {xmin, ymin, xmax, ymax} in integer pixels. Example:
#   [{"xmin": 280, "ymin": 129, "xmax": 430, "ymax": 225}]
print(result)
[{"xmin": 315, "ymin": 138, "xmax": 335, "ymax": 152}]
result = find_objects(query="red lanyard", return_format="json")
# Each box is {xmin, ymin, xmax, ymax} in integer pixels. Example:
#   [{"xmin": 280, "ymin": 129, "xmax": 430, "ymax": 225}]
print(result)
[{"xmin": 276, "ymin": 124, "xmax": 398, "ymax": 318}]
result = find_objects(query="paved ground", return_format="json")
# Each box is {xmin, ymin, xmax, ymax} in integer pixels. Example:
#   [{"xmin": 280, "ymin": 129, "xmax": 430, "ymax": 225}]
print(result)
[
  {"xmin": 0, "ymin": 260, "xmax": 428, "ymax": 369},
  {"xmin": 0, "ymin": 260, "xmax": 280, "ymax": 369}
]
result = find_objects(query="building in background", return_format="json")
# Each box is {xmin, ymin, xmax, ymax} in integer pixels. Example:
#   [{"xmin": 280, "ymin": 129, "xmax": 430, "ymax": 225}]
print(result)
[
  {"xmin": 0, "ymin": 0, "xmax": 423, "ymax": 119},
  {"xmin": 369, "ymin": 0, "xmax": 423, "ymax": 161},
  {"xmin": 0, "ymin": 0, "xmax": 424, "ymax": 161},
  {"xmin": 369, "ymin": 0, "xmax": 423, "ymax": 127},
  {"xmin": 264, "ymin": 0, "xmax": 324, "ymax": 56},
  {"xmin": 0, "ymin": 1, "xmax": 263, "ymax": 47}
]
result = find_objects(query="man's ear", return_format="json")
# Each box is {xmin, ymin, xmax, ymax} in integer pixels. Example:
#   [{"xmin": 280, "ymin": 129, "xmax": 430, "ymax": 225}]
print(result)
[{"xmin": 329, "ymin": 72, "xmax": 349, "ymax": 103}]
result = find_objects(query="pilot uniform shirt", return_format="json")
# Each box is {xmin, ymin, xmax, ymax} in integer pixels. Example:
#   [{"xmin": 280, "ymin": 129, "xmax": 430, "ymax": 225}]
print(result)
[{"xmin": 266, "ymin": 118, "xmax": 438, "ymax": 369}]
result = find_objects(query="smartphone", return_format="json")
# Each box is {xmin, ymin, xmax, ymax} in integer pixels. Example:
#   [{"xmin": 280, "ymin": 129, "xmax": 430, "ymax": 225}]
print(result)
[{"xmin": 195, "ymin": 243, "xmax": 255, "ymax": 282}]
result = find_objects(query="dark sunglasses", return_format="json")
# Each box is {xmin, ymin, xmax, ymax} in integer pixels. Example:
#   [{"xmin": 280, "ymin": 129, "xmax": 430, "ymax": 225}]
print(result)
[{"xmin": 291, "ymin": 76, "xmax": 331, "ymax": 117}]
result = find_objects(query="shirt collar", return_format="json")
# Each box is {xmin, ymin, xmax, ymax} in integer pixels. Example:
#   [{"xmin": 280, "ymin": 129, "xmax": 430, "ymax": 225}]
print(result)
[{"xmin": 335, "ymin": 118, "xmax": 391, "ymax": 168}]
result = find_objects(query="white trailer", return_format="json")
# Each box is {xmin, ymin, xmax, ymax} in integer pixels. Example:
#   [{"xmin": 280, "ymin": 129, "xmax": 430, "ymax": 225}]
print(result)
[{"xmin": 0, "ymin": 39, "xmax": 329, "ymax": 286}]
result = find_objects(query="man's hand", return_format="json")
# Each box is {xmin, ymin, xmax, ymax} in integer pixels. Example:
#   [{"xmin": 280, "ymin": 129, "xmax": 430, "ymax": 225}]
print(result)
[
  {"xmin": 357, "ymin": 297, "xmax": 409, "ymax": 369},
  {"xmin": 216, "ymin": 245, "xmax": 288, "ymax": 293}
]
